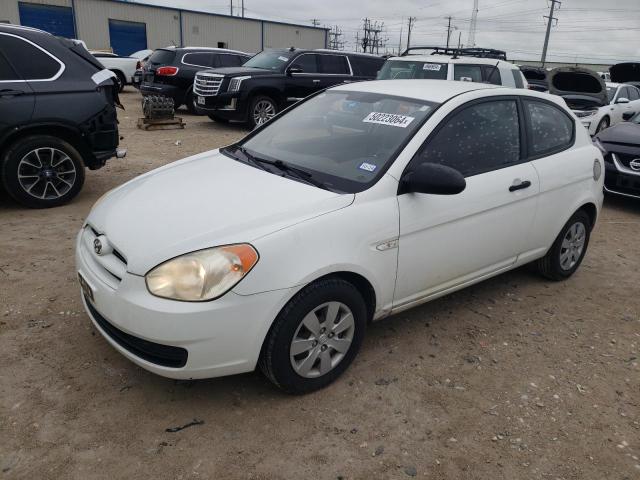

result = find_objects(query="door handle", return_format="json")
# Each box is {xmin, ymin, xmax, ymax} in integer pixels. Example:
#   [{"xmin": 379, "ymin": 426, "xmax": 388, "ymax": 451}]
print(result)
[
  {"xmin": 312, "ymin": 79, "xmax": 321, "ymax": 83},
  {"xmin": 509, "ymin": 180, "xmax": 531, "ymax": 192},
  {"xmin": 0, "ymin": 89, "xmax": 25, "ymax": 97}
]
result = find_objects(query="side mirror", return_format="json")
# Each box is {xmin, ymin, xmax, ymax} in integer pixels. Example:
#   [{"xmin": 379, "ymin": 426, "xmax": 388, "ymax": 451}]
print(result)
[
  {"xmin": 400, "ymin": 162, "xmax": 466, "ymax": 195},
  {"xmin": 287, "ymin": 66, "xmax": 303, "ymax": 76},
  {"xmin": 616, "ymin": 97, "xmax": 630, "ymax": 104},
  {"xmin": 623, "ymin": 111, "xmax": 636, "ymax": 121}
]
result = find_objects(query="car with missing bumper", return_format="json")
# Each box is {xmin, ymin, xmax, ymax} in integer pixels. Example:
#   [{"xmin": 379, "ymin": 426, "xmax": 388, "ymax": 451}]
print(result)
[
  {"xmin": 78, "ymin": 80, "xmax": 603, "ymax": 394},
  {"xmin": 192, "ymin": 48, "xmax": 385, "ymax": 128},
  {"xmin": 0, "ymin": 25, "xmax": 122, "ymax": 208}
]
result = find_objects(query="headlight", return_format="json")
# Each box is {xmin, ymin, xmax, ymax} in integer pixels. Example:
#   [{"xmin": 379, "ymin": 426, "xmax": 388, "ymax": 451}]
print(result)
[
  {"xmin": 228, "ymin": 76, "xmax": 251, "ymax": 92},
  {"xmin": 575, "ymin": 110, "xmax": 597, "ymax": 118},
  {"xmin": 146, "ymin": 244, "xmax": 259, "ymax": 301}
]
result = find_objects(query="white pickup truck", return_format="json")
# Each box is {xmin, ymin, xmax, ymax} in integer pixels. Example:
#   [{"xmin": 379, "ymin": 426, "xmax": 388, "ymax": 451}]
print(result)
[{"xmin": 90, "ymin": 51, "xmax": 147, "ymax": 92}]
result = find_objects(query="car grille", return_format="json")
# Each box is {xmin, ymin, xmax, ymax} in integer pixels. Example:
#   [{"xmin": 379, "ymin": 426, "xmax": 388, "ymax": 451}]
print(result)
[
  {"xmin": 85, "ymin": 296, "xmax": 188, "ymax": 368},
  {"xmin": 194, "ymin": 72, "xmax": 224, "ymax": 96},
  {"xmin": 79, "ymin": 225, "xmax": 127, "ymax": 288},
  {"xmin": 613, "ymin": 152, "xmax": 640, "ymax": 170}
]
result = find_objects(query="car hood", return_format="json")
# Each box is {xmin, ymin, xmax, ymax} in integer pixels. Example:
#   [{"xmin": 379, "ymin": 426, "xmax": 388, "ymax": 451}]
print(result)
[
  {"xmin": 87, "ymin": 150, "xmax": 354, "ymax": 275},
  {"xmin": 548, "ymin": 67, "xmax": 608, "ymax": 108},
  {"xmin": 596, "ymin": 121, "xmax": 640, "ymax": 146},
  {"xmin": 199, "ymin": 67, "xmax": 278, "ymax": 77},
  {"xmin": 610, "ymin": 63, "xmax": 640, "ymax": 83}
]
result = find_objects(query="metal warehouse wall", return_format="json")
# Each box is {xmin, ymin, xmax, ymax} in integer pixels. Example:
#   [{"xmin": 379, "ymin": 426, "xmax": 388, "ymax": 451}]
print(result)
[
  {"xmin": 181, "ymin": 12, "xmax": 261, "ymax": 53},
  {"xmin": 263, "ymin": 22, "xmax": 326, "ymax": 49},
  {"xmin": 0, "ymin": 0, "xmax": 72, "ymax": 24},
  {"xmin": 74, "ymin": 0, "xmax": 181, "ymax": 50}
]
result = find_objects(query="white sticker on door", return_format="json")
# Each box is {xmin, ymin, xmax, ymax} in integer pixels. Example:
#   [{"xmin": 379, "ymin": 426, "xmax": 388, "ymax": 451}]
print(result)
[
  {"xmin": 423, "ymin": 63, "xmax": 442, "ymax": 71},
  {"xmin": 363, "ymin": 112, "xmax": 415, "ymax": 128}
]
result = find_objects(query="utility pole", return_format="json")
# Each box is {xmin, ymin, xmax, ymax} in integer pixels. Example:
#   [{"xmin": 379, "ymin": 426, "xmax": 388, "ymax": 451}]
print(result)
[
  {"xmin": 230, "ymin": 0, "xmax": 233, "ymax": 16},
  {"xmin": 406, "ymin": 16, "xmax": 416, "ymax": 52},
  {"xmin": 457, "ymin": 31, "xmax": 462, "ymax": 49},
  {"xmin": 311, "ymin": 19, "xmax": 321, "ymax": 27},
  {"xmin": 398, "ymin": 21, "xmax": 403, "ymax": 55},
  {"xmin": 445, "ymin": 16, "xmax": 453, "ymax": 48},
  {"xmin": 541, "ymin": 0, "xmax": 560, "ymax": 66},
  {"xmin": 241, "ymin": 0, "xmax": 244, "ymax": 18}
]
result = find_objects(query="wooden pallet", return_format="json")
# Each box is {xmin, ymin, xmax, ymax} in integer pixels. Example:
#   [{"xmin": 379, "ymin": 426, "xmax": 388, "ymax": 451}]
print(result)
[{"xmin": 137, "ymin": 116, "xmax": 185, "ymax": 131}]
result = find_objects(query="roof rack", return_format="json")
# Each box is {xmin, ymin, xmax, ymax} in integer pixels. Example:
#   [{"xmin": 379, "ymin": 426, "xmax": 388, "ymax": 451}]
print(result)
[{"xmin": 400, "ymin": 46, "xmax": 507, "ymax": 61}]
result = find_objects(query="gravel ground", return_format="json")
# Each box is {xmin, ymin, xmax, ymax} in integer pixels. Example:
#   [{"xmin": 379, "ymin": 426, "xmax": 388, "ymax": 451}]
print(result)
[{"xmin": 1, "ymin": 90, "xmax": 639, "ymax": 480}]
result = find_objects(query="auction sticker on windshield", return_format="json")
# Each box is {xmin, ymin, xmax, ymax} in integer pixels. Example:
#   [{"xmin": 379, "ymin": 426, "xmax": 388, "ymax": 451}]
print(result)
[
  {"xmin": 363, "ymin": 112, "xmax": 415, "ymax": 128},
  {"xmin": 423, "ymin": 63, "xmax": 442, "ymax": 71},
  {"xmin": 278, "ymin": 56, "xmax": 289, "ymax": 62}
]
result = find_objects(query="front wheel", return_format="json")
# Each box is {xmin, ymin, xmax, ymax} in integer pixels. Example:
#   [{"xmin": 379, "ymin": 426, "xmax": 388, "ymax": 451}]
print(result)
[
  {"xmin": 248, "ymin": 95, "xmax": 278, "ymax": 129},
  {"xmin": 113, "ymin": 71, "xmax": 126, "ymax": 93},
  {"xmin": 1, "ymin": 135, "xmax": 85, "ymax": 208},
  {"xmin": 259, "ymin": 277, "xmax": 367, "ymax": 394},
  {"xmin": 535, "ymin": 210, "xmax": 591, "ymax": 280}
]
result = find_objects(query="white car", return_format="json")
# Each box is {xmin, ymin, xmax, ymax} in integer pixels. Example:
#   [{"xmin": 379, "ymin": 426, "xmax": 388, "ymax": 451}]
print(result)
[
  {"xmin": 378, "ymin": 48, "xmax": 527, "ymax": 89},
  {"xmin": 90, "ymin": 51, "xmax": 139, "ymax": 92},
  {"xmin": 77, "ymin": 80, "xmax": 604, "ymax": 393},
  {"xmin": 580, "ymin": 82, "xmax": 640, "ymax": 134}
]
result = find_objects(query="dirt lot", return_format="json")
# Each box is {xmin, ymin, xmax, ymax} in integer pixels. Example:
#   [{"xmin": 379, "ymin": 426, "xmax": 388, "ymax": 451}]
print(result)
[{"xmin": 1, "ymin": 90, "xmax": 639, "ymax": 480}]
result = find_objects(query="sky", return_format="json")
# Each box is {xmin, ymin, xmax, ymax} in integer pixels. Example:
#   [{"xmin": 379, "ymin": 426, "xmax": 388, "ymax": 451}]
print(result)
[{"xmin": 134, "ymin": 0, "xmax": 640, "ymax": 64}]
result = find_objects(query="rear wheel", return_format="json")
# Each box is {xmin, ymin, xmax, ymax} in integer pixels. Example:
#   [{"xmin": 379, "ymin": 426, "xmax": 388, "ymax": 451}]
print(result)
[
  {"xmin": 535, "ymin": 210, "xmax": 591, "ymax": 280},
  {"xmin": 595, "ymin": 116, "xmax": 609, "ymax": 134},
  {"xmin": 113, "ymin": 71, "xmax": 126, "ymax": 93},
  {"xmin": 248, "ymin": 95, "xmax": 278, "ymax": 129},
  {"xmin": 259, "ymin": 277, "xmax": 367, "ymax": 394},
  {"xmin": 1, "ymin": 135, "xmax": 85, "ymax": 208}
]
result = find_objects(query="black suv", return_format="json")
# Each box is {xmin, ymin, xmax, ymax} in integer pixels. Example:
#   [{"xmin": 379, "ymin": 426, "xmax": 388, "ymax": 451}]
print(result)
[
  {"xmin": 0, "ymin": 25, "xmax": 121, "ymax": 208},
  {"xmin": 192, "ymin": 48, "xmax": 385, "ymax": 128},
  {"xmin": 140, "ymin": 47, "xmax": 251, "ymax": 113}
]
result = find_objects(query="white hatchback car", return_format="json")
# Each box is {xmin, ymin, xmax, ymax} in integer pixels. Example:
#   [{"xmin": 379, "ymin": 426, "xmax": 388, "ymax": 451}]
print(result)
[{"xmin": 77, "ymin": 80, "xmax": 604, "ymax": 393}]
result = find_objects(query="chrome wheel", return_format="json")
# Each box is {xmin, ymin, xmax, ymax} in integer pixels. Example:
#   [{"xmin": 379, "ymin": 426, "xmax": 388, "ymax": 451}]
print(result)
[
  {"xmin": 17, "ymin": 147, "xmax": 77, "ymax": 200},
  {"xmin": 559, "ymin": 221, "xmax": 586, "ymax": 270},
  {"xmin": 290, "ymin": 301, "xmax": 355, "ymax": 378},
  {"xmin": 253, "ymin": 99, "xmax": 276, "ymax": 126}
]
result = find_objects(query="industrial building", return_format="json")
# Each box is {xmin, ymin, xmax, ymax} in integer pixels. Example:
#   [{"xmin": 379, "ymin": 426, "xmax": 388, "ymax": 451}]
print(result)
[{"xmin": 0, "ymin": 0, "xmax": 328, "ymax": 55}]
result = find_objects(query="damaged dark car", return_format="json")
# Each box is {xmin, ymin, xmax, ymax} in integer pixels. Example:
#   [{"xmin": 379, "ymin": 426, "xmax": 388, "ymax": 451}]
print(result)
[
  {"xmin": 520, "ymin": 65, "xmax": 548, "ymax": 92},
  {"xmin": 0, "ymin": 25, "xmax": 123, "ymax": 208}
]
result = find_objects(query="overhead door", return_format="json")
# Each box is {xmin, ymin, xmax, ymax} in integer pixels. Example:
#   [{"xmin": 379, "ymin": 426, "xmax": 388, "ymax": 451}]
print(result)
[
  {"xmin": 108, "ymin": 19, "xmax": 147, "ymax": 56},
  {"xmin": 18, "ymin": 2, "xmax": 76, "ymax": 39}
]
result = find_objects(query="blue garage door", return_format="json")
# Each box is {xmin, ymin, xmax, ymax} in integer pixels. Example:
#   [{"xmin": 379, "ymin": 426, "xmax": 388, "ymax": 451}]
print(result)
[
  {"xmin": 18, "ymin": 2, "xmax": 76, "ymax": 39},
  {"xmin": 108, "ymin": 19, "xmax": 147, "ymax": 56}
]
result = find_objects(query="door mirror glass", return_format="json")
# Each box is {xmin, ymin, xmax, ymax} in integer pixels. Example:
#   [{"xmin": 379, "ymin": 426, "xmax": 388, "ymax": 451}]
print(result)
[
  {"xmin": 616, "ymin": 97, "xmax": 630, "ymax": 104},
  {"xmin": 400, "ymin": 162, "xmax": 466, "ymax": 195},
  {"xmin": 623, "ymin": 111, "xmax": 636, "ymax": 121},
  {"xmin": 287, "ymin": 66, "xmax": 303, "ymax": 75}
]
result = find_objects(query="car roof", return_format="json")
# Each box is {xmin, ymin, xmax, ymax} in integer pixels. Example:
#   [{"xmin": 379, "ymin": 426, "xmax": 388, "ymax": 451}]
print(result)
[
  {"xmin": 386, "ymin": 55, "xmax": 516, "ymax": 68},
  {"xmin": 169, "ymin": 46, "xmax": 250, "ymax": 55}
]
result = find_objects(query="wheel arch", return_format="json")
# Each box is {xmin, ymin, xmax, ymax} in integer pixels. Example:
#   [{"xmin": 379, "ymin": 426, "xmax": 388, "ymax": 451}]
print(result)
[
  {"xmin": 248, "ymin": 87, "xmax": 285, "ymax": 107},
  {"xmin": 578, "ymin": 202, "xmax": 598, "ymax": 230}
]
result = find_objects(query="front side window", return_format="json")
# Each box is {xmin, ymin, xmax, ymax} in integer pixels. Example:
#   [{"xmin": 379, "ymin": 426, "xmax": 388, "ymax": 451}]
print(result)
[
  {"xmin": 606, "ymin": 86, "xmax": 617, "ymax": 103},
  {"xmin": 290, "ymin": 54, "xmax": 318, "ymax": 73},
  {"xmin": 0, "ymin": 34, "xmax": 62, "ymax": 80},
  {"xmin": 377, "ymin": 60, "xmax": 447, "ymax": 80},
  {"xmin": 417, "ymin": 100, "xmax": 520, "ymax": 177},
  {"xmin": 525, "ymin": 100, "xmax": 573, "ymax": 156},
  {"xmin": 453, "ymin": 64, "xmax": 483, "ymax": 83},
  {"xmin": 319, "ymin": 55, "xmax": 349, "ymax": 74},
  {"xmin": 232, "ymin": 91, "xmax": 438, "ymax": 192},
  {"xmin": 243, "ymin": 51, "xmax": 290, "ymax": 71}
]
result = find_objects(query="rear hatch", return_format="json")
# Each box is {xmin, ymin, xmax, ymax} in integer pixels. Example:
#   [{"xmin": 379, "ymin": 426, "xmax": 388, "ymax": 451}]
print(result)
[
  {"xmin": 548, "ymin": 67, "xmax": 607, "ymax": 110},
  {"xmin": 610, "ymin": 62, "xmax": 640, "ymax": 83},
  {"xmin": 143, "ymin": 48, "xmax": 176, "ymax": 84}
]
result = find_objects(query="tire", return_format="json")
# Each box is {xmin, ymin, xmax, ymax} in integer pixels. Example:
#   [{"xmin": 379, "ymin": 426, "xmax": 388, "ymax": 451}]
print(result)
[
  {"xmin": 1, "ymin": 135, "xmax": 85, "ymax": 208},
  {"xmin": 113, "ymin": 71, "xmax": 126, "ymax": 93},
  {"xmin": 208, "ymin": 114, "xmax": 229, "ymax": 123},
  {"xmin": 595, "ymin": 116, "xmax": 609, "ymax": 134},
  {"xmin": 185, "ymin": 89, "xmax": 197, "ymax": 115},
  {"xmin": 259, "ymin": 277, "xmax": 367, "ymax": 394},
  {"xmin": 535, "ymin": 210, "xmax": 591, "ymax": 281},
  {"xmin": 248, "ymin": 95, "xmax": 278, "ymax": 129}
]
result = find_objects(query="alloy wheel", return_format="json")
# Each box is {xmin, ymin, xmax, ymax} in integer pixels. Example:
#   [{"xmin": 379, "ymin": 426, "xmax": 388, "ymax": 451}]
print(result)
[
  {"xmin": 253, "ymin": 100, "xmax": 276, "ymax": 126},
  {"xmin": 17, "ymin": 147, "xmax": 77, "ymax": 200},
  {"xmin": 559, "ymin": 221, "xmax": 586, "ymax": 270}
]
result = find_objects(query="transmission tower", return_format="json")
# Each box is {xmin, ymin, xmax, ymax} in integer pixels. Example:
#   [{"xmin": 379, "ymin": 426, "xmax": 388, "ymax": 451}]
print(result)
[
  {"xmin": 467, "ymin": 0, "xmax": 478, "ymax": 47},
  {"xmin": 327, "ymin": 25, "xmax": 345, "ymax": 50},
  {"xmin": 360, "ymin": 18, "xmax": 386, "ymax": 54}
]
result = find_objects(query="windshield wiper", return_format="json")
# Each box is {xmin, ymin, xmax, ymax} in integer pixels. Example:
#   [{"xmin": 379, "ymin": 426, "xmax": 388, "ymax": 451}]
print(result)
[{"xmin": 235, "ymin": 146, "xmax": 330, "ymax": 191}]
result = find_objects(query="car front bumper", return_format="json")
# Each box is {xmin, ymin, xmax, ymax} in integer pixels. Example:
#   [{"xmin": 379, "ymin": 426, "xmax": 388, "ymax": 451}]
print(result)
[
  {"xmin": 193, "ymin": 92, "xmax": 247, "ymax": 121},
  {"xmin": 76, "ymin": 227, "xmax": 295, "ymax": 379}
]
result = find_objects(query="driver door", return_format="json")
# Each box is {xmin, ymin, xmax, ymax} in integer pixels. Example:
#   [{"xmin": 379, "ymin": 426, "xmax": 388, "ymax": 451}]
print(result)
[
  {"xmin": 285, "ymin": 53, "xmax": 321, "ymax": 102},
  {"xmin": 393, "ymin": 98, "xmax": 539, "ymax": 309}
]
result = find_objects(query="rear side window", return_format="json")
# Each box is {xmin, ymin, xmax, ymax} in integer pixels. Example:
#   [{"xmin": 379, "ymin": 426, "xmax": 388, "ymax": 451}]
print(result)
[
  {"xmin": 148, "ymin": 49, "xmax": 175, "ymax": 65},
  {"xmin": 511, "ymin": 70, "xmax": 525, "ymax": 88},
  {"xmin": 319, "ymin": 55, "xmax": 349, "ymax": 74},
  {"xmin": 377, "ymin": 60, "xmax": 447, "ymax": 80},
  {"xmin": 454, "ymin": 64, "xmax": 482, "ymax": 83},
  {"xmin": 182, "ymin": 52, "xmax": 213, "ymax": 67},
  {"xmin": 290, "ymin": 54, "xmax": 318, "ymax": 73},
  {"xmin": 217, "ymin": 54, "xmax": 244, "ymax": 67},
  {"xmin": 0, "ymin": 52, "xmax": 20, "ymax": 80},
  {"xmin": 418, "ymin": 100, "xmax": 520, "ymax": 177},
  {"xmin": 0, "ymin": 34, "xmax": 62, "ymax": 80},
  {"xmin": 524, "ymin": 100, "xmax": 574, "ymax": 156},
  {"xmin": 482, "ymin": 65, "xmax": 501, "ymax": 85},
  {"xmin": 349, "ymin": 56, "xmax": 384, "ymax": 77}
]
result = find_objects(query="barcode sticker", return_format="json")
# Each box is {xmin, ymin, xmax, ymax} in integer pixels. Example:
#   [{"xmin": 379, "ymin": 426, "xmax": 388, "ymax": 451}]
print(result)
[
  {"xmin": 423, "ymin": 63, "xmax": 442, "ymax": 71},
  {"xmin": 363, "ymin": 112, "xmax": 415, "ymax": 128}
]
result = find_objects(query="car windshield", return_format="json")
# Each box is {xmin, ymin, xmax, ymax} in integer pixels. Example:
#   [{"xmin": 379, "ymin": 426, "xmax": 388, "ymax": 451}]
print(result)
[
  {"xmin": 606, "ymin": 86, "xmax": 617, "ymax": 103},
  {"xmin": 378, "ymin": 60, "xmax": 447, "ymax": 80},
  {"xmin": 232, "ymin": 90, "xmax": 438, "ymax": 193},
  {"xmin": 243, "ymin": 51, "xmax": 291, "ymax": 71}
]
